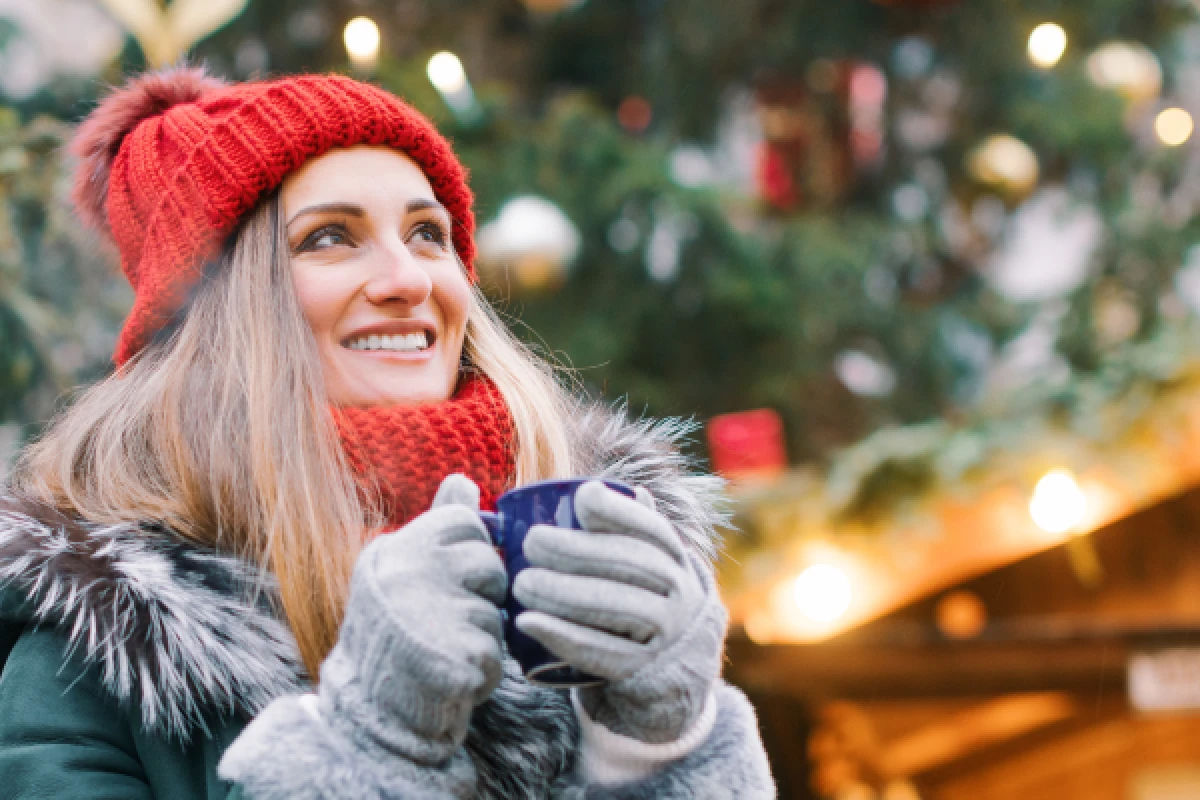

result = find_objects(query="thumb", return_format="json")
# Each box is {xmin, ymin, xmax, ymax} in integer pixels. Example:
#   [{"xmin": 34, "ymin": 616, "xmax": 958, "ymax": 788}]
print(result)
[
  {"xmin": 432, "ymin": 473, "xmax": 481, "ymax": 510},
  {"xmin": 633, "ymin": 486, "xmax": 657, "ymax": 511}
]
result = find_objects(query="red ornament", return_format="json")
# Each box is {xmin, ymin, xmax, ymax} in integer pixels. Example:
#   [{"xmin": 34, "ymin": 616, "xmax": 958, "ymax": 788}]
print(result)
[
  {"xmin": 617, "ymin": 95, "xmax": 653, "ymax": 133},
  {"xmin": 755, "ymin": 143, "xmax": 800, "ymax": 211},
  {"xmin": 707, "ymin": 409, "xmax": 788, "ymax": 480}
]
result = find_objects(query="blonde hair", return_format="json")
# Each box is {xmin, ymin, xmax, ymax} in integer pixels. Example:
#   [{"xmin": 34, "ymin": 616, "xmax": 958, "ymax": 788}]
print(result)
[{"xmin": 11, "ymin": 194, "xmax": 575, "ymax": 676}]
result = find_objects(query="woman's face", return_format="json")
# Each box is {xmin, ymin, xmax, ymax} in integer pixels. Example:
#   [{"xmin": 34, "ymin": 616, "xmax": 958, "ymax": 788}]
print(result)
[{"xmin": 282, "ymin": 146, "xmax": 471, "ymax": 407}]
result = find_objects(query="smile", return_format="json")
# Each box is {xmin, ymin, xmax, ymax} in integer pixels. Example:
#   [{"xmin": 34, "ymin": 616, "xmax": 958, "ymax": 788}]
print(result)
[{"xmin": 345, "ymin": 332, "xmax": 431, "ymax": 352}]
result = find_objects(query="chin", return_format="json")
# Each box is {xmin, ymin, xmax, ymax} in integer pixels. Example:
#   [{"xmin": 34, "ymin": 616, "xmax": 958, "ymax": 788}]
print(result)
[{"xmin": 347, "ymin": 377, "xmax": 458, "ymax": 407}]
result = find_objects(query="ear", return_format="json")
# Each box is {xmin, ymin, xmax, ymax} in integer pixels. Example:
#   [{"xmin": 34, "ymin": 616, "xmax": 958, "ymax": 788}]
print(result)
[{"xmin": 70, "ymin": 66, "xmax": 226, "ymax": 236}]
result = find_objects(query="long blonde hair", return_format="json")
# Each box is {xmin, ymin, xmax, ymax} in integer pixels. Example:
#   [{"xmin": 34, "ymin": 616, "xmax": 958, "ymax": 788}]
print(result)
[{"xmin": 11, "ymin": 193, "xmax": 576, "ymax": 675}]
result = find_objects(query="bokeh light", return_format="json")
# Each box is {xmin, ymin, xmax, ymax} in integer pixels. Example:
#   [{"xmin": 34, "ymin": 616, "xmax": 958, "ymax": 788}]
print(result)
[
  {"xmin": 427, "ymin": 51, "xmax": 467, "ymax": 94},
  {"xmin": 343, "ymin": 17, "xmax": 380, "ymax": 68},
  {"xmin": 793, "ymin": 564, "xmax": 853, "ymax": 624},
  {"xmin": 1028, "ymin": 23, "xmax": 1068, "ymax": 68},
  {"xmin": 1029, "ymin": 469, "xmax": 1087, "ymax": 534},
  {"xmin": 1156, "ymin": 107, "xmax": 1194, "ymax": 146}
]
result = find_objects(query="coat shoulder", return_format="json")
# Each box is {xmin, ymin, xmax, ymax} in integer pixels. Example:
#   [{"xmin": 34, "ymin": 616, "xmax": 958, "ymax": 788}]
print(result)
[{"xmin": 0, "ymin": 494, "xmax": 305, "ymax": 743}]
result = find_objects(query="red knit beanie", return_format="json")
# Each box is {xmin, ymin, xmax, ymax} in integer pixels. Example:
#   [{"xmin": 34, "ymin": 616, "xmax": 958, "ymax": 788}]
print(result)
[{"xmin": 70, "ymin": 67, "xmax": 476, "ymax": 366}]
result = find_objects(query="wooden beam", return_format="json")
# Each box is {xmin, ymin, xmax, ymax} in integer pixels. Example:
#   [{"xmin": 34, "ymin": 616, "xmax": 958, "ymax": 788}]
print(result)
[
  {"xmin": 878, "ymin": 692, "xmax": 1078, "ymax": 777},
  {"xmin": 727, "ymin": 624, "xmax": 1200, "ymax": 700}
]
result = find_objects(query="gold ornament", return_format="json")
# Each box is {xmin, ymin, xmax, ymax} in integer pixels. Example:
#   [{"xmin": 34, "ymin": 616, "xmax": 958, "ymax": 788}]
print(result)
[
  {"xmin": 966, "ymin": 134, "xmax": 1039, "ymax": 198},
  {"xmin": 1086, "ymin": 42, "xmax": 1162, "ymax": 104},
  {"xmin": 98, "ymin": 0, "xmax": 249, "ymax": 67}
]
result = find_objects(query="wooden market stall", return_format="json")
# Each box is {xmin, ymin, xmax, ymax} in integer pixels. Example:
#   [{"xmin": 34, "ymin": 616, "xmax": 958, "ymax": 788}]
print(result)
[{"xmin": 716, "ymin": 366, "xmax": 1200, "ymax": 800}]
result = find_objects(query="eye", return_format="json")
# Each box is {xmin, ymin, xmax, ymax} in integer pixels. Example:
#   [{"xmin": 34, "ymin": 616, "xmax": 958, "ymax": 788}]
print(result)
[
  {"xmin": 408, "ymin": 220, "xmax": 449, "ymax": 249},
  {"xmin": 297, "ymin": 224, "xmax": 354, "ymax": 252}
]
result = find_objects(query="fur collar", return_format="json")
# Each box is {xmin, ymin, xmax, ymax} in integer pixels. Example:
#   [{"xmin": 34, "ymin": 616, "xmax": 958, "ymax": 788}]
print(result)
[{"xmin": 0, "ymin": 403, "xmax": 727, "ymax": 744}]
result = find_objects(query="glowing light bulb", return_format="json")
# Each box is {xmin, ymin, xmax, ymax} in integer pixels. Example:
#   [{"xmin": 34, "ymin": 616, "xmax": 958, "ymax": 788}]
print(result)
[
  {"xmin": 343, "ymin": 17, "xmax": 380, "ymax": 69},
  {"xmin": 1156, "ymin": 108, "xmax": 1194, "ymax": 147},
  {"xmin": 1028, "ymin": 23, "xmax": 1068, "ymax": 69},
  {"xmin": 1029, "ymin": 469, "xmax": 1086, "ymax": 534},
  {"xmin": 427, "ymin": 52, "xmax": 467, "ymax": 94},
  {"xmin": 792, "ymin": 564, "xmax": 852, "ymax": 624}
]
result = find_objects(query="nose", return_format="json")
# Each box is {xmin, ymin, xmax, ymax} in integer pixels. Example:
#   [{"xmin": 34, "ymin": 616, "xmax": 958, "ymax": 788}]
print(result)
[{"xmin": 362, "ymin": 242, "xmax": 433, "ymax": 308}]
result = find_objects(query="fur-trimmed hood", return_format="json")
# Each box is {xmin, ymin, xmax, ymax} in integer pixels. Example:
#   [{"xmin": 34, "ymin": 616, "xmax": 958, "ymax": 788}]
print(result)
[{"xmin": 0, "ymin": 403, "xmax": 728, "ymax": 745}]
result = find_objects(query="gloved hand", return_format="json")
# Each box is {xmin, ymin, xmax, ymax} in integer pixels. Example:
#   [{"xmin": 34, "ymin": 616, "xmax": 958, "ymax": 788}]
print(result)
[
  {"xmin": 513, "ymin": 481, "xmax": 727, "ymax": 744},
  {"xmin": 319, "ymin": 473, "xmax": 508, "ymax": 768}
]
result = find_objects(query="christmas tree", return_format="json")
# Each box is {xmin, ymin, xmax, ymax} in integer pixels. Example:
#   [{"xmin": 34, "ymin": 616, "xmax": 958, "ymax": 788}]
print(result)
[{"xmin": 3, "ymin": 0, "xmax": 1200, "ymax": 501}]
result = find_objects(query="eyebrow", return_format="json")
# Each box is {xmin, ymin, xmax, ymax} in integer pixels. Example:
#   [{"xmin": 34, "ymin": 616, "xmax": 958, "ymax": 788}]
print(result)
[{"xmin": 286, "ymin": 199, "xmax": 449, "ymax": 228}]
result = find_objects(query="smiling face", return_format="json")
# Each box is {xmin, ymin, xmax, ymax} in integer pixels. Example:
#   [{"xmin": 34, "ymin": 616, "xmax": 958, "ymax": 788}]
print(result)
[{"xmin": 282, "ymin": 146, "xmax": 471, "ymax": 407}]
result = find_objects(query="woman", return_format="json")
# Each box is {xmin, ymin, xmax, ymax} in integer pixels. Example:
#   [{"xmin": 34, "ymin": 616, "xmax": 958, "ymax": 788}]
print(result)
[{"xmin": 0, "ymin": 68, "xmax": 773, "ymax": 798}]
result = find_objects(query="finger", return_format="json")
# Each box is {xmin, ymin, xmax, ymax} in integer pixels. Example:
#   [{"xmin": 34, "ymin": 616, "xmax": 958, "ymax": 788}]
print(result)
[
  {"xmin": 446, "ymin": 540, "xmax": 508, "ymax": 606},
  {"xmin": 432, "ymin": 473, "xmax": 481, "ymax": 510},
  {"xmin": 515, "ymin": 611, "xmax": 648, "ymax": 681},
  {"xmin": 426, "ymin": 505, "xmax": 492, "ymax": 547},
  {"xmin": 455, "ymin": 624, "xmax": 505, "ymax": 700},
  {"xmin": 634, "ymin": 486, "xmax": 656, "ymax": 511},
  {"xmin": 460, "ymin": 596, "xmax": 505, "ymax": 646},
  {"xmin": 523, "ymin": 525, "xmax": 675, "ymax": 596},
  {"xmin": 512, "ymin": 568, "xmax": 665, "ymax": 644},
  {"xmin": 575, "ymin": 481, "xmax": 687, "ymax": 565}
]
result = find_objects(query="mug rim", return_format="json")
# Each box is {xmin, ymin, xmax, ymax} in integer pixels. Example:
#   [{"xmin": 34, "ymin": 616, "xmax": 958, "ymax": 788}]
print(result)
[{"xmin": 501, "ymin": 477, "xmax": 634, "ymax": 495}]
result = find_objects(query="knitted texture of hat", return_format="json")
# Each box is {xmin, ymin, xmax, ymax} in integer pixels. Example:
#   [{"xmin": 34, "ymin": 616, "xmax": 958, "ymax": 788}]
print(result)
[
  {"xmin": 334, "ymin": 375, "xmax": 515, "ymax": 529},
  {"xmin": 70, "ymin": 67, "xmax": 476, "ymax": 366}
]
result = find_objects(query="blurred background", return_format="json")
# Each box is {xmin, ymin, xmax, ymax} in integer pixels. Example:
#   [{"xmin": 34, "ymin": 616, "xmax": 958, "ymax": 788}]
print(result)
[{"xmin": 4, "ymin": 0, "xmax": 1200, "ymax": 797}]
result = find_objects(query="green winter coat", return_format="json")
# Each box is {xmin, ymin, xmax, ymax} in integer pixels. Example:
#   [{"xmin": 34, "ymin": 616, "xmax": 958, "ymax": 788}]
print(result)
[
  {"xmin": 0, "ymin": 624, "xmax": 247, "ymax": 800},
  {"xmin": 0, "ymin": 409, "xmax": 775, "ymax": 799}
]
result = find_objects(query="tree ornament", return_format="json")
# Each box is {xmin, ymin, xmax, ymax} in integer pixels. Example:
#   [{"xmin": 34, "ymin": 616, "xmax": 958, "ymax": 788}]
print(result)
[
  {"xmin": 966, "ymin": 133, "xmax": 1039, "ymax": 198},
  {"xmin": 984, "ymin": 188, "xmax": 1101, "ymax": 302},
  {"xmin": 475, "ymin": 196, "xmax": 581, "ymax": 292},
  {"xmin": 98, "ymin": 0, "xmax": 249, "ymax": 67},
  {"xmin": 754, "ymin": 66, "xmax": 883, "ymax": 210},
  {"xmin": 755, "ymin": 142, "xmax": 800, "ymax": 210},
  {"xmin": 706, "ymin": 409, "xmax": 787, "ymax": 481},
  {"xmin": 1086, "ymin": 42, "xmax": 1162, "ymax": 104}
]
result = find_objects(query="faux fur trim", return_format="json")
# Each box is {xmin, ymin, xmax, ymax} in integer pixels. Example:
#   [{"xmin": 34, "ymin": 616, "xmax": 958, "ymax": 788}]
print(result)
[
  {"xmin": 0, "ymin": 499, "xmax": 304, "ymax": 741},
  {"xmin": 570, "ymin": 402, "xmax": 729, "ymax": 563},
  {"xmin": 466, "ymin": 658, "xmax": 580, "ymax": 799},
  {"xmin": 0, "ymin": 402, "xmax": 728, "ymax": 743},
  {"xmin": 572, "ymin": 685, "xmax": 775, "ymax": 799}
]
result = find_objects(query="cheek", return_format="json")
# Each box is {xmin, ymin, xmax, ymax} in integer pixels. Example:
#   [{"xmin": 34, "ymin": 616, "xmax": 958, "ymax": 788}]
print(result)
[
  {"xmin": 292, "ymin": 267, "xmax": 348, "ymax": 338},
  {"xmin": 435, "ymin": 269, "xmax": 472, "ymax": 341}
]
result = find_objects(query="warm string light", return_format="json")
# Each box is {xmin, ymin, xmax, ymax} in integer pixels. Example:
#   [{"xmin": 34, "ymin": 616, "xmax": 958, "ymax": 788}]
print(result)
[
  {"xmin": 1029, "ymin": 469, "xmax": 1087, "ymax": 534},
  {"xmin": 1028, "ymin": 23, "xmax": 1068, "ymax": 69},
  {"xmin": 792, "ymin": 563, "xmax": 852, "ymax": 624},
  {"xmin": 1156, "ymin": 107, "xmax": 1194, "ymax": 147},
  {"xmin": 343, "ymin": 17, "xmax": 380, "ymax": 70},
  {"xmin": 427, "ymin": 52, "xmax": 467, "ymax": 94},
  {"xmin": 427, "ymin": 52, "xmax": 478, "ymax": 117}
]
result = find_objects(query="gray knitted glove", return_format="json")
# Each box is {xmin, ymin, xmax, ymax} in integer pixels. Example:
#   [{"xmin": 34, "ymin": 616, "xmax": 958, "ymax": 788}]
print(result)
[
  {"xmin": 513, "ymin": 480, "xmax": 727, "ymax": 744},
  {"xmin": 319, "ymin": 473, "xmax": 508, "ymax": 770}
]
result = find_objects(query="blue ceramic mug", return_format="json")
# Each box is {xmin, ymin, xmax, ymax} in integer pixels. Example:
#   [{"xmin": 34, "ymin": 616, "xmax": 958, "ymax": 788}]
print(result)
[{"xmin": 478, "ymin": 478, "xmax": 635, "ymax": 688}]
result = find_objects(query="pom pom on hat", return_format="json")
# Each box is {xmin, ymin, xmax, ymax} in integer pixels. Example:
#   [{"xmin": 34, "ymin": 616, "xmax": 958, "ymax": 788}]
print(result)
[
  {"xmin": 70, "ymin": 67, "xmax": 227, "ymax": 238},
  {"xmin": 68, "ymin": 68, "xmax": 476, "ymax": 366}
]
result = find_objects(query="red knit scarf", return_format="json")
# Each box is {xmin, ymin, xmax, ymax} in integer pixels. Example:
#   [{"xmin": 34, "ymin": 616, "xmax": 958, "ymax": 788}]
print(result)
[{"xmin": 333, "ymin": 376, "xmax": 516, "ymax": 529}]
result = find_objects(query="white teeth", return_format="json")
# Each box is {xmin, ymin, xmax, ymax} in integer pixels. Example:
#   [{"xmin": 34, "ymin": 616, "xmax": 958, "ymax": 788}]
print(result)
[{"xmin": 347, "ymin": 332, "xmax": 430, "ymax": 352}]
